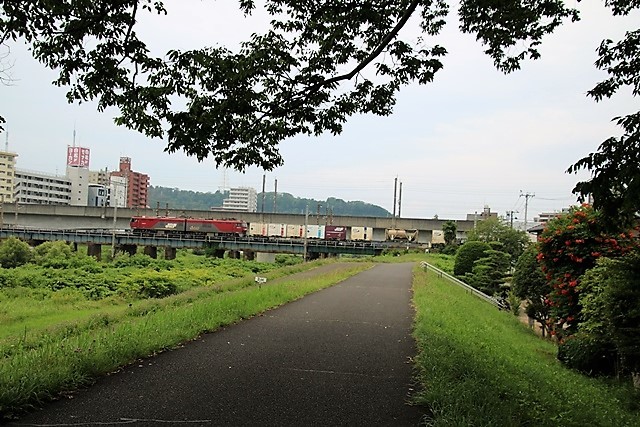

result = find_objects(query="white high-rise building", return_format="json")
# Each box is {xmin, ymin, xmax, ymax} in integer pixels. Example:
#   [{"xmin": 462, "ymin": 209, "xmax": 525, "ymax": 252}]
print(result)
[
  {"xmin": 222, "ymin": 187, "xmax": 257, "ymax": 212},
  {"xmin": 14, "ymin": 169, "xmax": 71, "ymax": 205},
  {"xmin": 0, "ymin": 150, "xmax": 18, "ymax": 203},
  {"xmin": 66, "ymin": 146, "xmax": 91, "ymax": 206}
]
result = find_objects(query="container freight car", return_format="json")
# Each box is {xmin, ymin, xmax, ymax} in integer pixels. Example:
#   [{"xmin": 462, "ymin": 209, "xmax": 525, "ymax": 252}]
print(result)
[
  {"xmin": 130, "ymin": 216, "xmax": 247, "ymax": 237},
  {"xmin": 385, "ymin": 228, "xmax": 419, "ymax": 242},
  {"xmin": 286, "ymin": 224, "xmax": 305, "ymax": 238},
  {"xmin": 268, "ymin": 223, "xmax": 287, "ymax": 237},
  {"xmin": 351, "ymin": 226, "xmax": 373, "ymax": 241},
  {"xmin": 306, "ymin": 225, "xmax": 325, "ymax": 239},
  {"xmin": 324, "ymin": 226, "xmax": 348, "ymax": 240}
]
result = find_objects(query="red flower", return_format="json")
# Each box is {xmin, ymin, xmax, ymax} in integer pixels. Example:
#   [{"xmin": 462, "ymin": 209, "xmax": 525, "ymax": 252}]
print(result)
[{"xmin": 569, "ymin": 280, "xmax": 578, "ymax": 288}]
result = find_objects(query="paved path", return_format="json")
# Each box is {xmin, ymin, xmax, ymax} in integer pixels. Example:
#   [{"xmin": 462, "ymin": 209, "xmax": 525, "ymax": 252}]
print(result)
[{"xmin": 14, "ymin": 263, "xmax": 423, "ymax": 426}]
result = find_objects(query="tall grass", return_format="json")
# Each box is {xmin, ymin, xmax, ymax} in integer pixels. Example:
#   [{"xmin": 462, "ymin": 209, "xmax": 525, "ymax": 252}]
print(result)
[
  {"xmin": 0, "ymin": 262, "xmax": 371, "ymax": 419},
  {"xmin": 412, "ymin": 266, "xmax": 639, "ymax": 426}
]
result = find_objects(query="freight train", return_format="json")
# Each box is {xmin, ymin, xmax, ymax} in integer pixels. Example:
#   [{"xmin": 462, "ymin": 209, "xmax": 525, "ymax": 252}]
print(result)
[
  {"xmin": 129, "ymin": 216, "xmax": 420, "ymax": 242},
  {"xmin": 130, "ymin": 216, "xmax": 248, "ymax": 237}
]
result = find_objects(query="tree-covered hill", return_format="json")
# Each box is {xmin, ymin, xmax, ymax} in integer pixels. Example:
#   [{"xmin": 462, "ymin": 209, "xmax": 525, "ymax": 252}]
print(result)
[{"xmin": 148, "ymin": 186, "xmax": 390, "ymax": 217}]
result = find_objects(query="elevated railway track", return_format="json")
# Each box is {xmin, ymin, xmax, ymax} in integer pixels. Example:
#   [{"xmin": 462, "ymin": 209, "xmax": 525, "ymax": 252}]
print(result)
[{"xmin": 0, "ymin": 227, "xmax": 389, "ymax": 258}]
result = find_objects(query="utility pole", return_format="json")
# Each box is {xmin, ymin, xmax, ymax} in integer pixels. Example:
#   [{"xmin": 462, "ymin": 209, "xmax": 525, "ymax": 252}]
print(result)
[
  {"xmin": 261, "ymin": 174, "xmax": 266, "ymax": 223},
  {"xmin": 519, "ymin": 191, "xmax": 535, "ymax": 232},
  {"xmin": 273, "ymin": 178, "xmax": 278, "ymax": 214},
  {"xmin": 303, "ymin": 205, "xmax": 309, "ymax": 262},
  {"xmin": 392, "ymin": 177, "xmax": 398, "ymax": 218},
  {"xmin": 506, "ymin": 210, "xmax": 518, "ymax": 229},
  {"xmin": 398, "ymin": 181, "xmax": 402, "ymax": 219}
]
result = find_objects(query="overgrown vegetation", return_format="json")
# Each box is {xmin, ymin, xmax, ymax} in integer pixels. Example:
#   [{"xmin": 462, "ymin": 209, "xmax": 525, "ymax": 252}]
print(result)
[{"xmin": 412, "ymin": 266, "xmax": 640, "ymax": 426}]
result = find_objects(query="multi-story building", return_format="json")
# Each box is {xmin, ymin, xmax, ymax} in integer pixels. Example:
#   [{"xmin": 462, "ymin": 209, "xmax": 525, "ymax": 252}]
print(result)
[
  {"xmin": 110, "ymin": 157, "xmax": 149, "ymax": 208},
  {"xmin": 66, "ymin": 146, "xmax": 91, "ymax": 206},
  {"xmin": 534, "ymin": 208, "xmax": 571, "ymax": 224},
  {"xmin": 14, "ymin": 169, "xmax": 71, "ymax": 205},
  {"xmin": 88, "ymin": 169, "xmax": 110, "ymax": 186},
  {"xmin": 109, "ymin": 175, "xmax": 127, "ymax": 208},
  {"xmin": 87, "ymin": 184, "xmax": 108, "ymax": 207},
  {"xmin": 0, "ymin": 150, "xmax": 18, "ymax": 203},
  {"xmin": 222, "ymin": 187, "xmax": 258, "ymax": 212},
  {"xmin": 466, "ymin": 205, "xmax": 498, "ymax": 222}
]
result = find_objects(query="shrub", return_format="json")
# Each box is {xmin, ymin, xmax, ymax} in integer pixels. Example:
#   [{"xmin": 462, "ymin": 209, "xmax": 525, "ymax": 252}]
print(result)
[
  {"xmin": 557, "ymin": 333, "xmax": 618, "ymax": 376},
  {"xmin": 512, "ymin": 245, "xmax": 552, "ymax": 335},
  {"xmin": 127, "ymin": 271, "xmax": 178, "ymax": 298},
  {"xmin": 0, "ymin": 237, "xmax": 32, "ymax": 268},
  {"xmin": 454, "ymin": 241, "xmax": 491, "ymax": 277},
  {"xmin": 537, "ymin": 204, "xmax": 635, "ymax": 337},
  {"xmin": 33, "ymin": 241, "xmax": 74, "ymax": 268}
]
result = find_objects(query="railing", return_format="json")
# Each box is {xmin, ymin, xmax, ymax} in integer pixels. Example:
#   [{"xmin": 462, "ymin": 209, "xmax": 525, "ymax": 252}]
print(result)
[{"xmin": 420, "ymin": 261, "xmax": 504, "ymax": 309}]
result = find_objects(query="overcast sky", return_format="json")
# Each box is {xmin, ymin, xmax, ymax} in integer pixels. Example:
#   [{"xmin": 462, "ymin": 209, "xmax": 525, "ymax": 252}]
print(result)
[{"xmin": 1, "ymin": 2, "xmax": 637, "ymax": 220}]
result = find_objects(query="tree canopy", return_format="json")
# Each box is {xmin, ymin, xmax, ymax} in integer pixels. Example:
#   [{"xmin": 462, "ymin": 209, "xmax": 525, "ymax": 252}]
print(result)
[{"xmin": 1, "ymin": 1, "xmax": 638, "ymax": 218}]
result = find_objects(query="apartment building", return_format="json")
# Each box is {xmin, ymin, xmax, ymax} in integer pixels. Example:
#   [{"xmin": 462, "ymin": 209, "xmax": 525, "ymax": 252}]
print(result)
[
  {"xmin": 222, "ymin": 187, "xmax": 258, "ymax": 212},
  {"xmin": 110, "ymin": 157, "xmax": 149, "ymax": 208},
  {"xmin": 14, "ymin": 169, "xmax": 71, "ymax": 205},
  {"xmin": 0, "ymin": 150, "xmax": 17, "ymax": 203}
]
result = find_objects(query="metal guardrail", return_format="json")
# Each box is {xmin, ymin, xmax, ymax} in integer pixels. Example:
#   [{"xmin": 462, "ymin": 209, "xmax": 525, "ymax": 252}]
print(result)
[{"xmin": 420, "ymin": 261, "xmax": 504, "ymax": 309}]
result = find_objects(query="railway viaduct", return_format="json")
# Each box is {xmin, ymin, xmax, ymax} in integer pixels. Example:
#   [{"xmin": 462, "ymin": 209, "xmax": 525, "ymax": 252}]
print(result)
[
  {"xmin": 0, "ymin": 204, "xmax": 478, "ymax": 260},
  {"xmin": 0, "ymin": 203, "xmax": 476, "ymax": 244}
]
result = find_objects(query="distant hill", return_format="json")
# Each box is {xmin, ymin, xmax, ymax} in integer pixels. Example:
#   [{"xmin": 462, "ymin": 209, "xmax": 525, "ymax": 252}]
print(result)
[{"xmin": 148, "ymin": 186, "xmax": 391, "ymax": 217}]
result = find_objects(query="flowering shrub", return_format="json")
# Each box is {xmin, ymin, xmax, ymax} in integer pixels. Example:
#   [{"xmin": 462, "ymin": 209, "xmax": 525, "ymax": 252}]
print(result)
[{"xmin": 537, "ymin": 204, "xmax": 636, "ymax": 338}]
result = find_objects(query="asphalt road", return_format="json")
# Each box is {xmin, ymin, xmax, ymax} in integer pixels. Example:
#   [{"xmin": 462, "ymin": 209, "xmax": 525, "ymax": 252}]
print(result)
[{"xmin": 13, "ymin": 262, "xmax": 423, "ymax": 426}]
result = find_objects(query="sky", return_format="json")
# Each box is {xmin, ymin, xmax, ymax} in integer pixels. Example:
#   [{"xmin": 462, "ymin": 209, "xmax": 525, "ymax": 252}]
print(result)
[{"xmin": 1, "ymin": 2, "xmax": 637, "ymax": 221}]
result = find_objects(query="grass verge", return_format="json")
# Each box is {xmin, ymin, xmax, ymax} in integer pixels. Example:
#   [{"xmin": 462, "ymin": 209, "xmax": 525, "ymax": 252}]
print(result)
[
  {"xmin": 412, "ymin": 265, "xmax": 639, "ymax": 426},
  {"xmin": 0, "ymin": 261, "xmax": 372, "ymax": 420}
]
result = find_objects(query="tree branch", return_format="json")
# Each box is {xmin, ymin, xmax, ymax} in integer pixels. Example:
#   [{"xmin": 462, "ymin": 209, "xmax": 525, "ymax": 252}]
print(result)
[{"xmin": 302, "ymin": 0, "xmax": 421, "ymax": 96}]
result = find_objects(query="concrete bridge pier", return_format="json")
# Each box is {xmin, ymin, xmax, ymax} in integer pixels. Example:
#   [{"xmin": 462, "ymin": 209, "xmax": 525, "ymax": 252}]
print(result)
[
  {"xmin": 227, "ymin": 250, "xmax": 241, "ymax": 259},
  {"xmin": 212, "ymin": 249, "xmax": 226, "ymax": 258},
  {"xmin": 144, "ymin": 246, "xmax": 158, "ymax": 259},
  {"xmin": 256, "ymin": 252, "xmax": 276, "ymax": 263},
  {"xmin": 121, "ymin": 244, "xmax": 137, "ymax": 256},
  {"xmin": 87, "ymin": 243, "xmax": 102, "ymax": 260},
  {"xmin": 164, "ymin": 247, "xmax": 177, "ymax": 260}
]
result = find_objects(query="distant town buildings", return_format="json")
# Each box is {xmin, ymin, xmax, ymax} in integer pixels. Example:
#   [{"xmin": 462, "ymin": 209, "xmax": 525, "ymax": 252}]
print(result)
[
  {"xmin": 222, "ymin": 187, "xmax": 258, "ymax": 212},
  {"xmin": 466, "ymin": 205, "xmax": 498, "ymax": 222},
  {"xmin": 534, "ymin": 208, "xmax": 571, "ymax": 223},
  {"xmin": 14, "ymin": 169, "xmax": 71, "ymax": 205},
  {"xmin": 5, "ymin": 145, "xmax": 150, "ymax": 209},
  {"xmin": 0, "ymin": 150, "xmax": 17, "ymax": 203},
  {"xmin": 110, "ymin": 157, "xmax": 149, "ymax": 209}
]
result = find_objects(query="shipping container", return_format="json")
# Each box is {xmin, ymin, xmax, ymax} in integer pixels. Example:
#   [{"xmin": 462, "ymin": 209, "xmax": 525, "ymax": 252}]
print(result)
[
  {"xmin": 350, "ymin": 226, "xmax": 373, "ymax": 241},
  {"xmin": 325, "ymin": 225, "xmax": 348, "ymax": 240},
  {"xmin": 431, "ymin": 230, "xmax": 445, "ymax": 245},
  {"xmin": 268, "ymin": 223, "xmax": 287, "ymax": 237},
  {"xmin": 286, "ymin": 224, "xmax": 305, "ymax": 238},
  {"xmin": 249, "ymin": 222, "xmax": 268, "ymax": 237},
  {"xmin": 306, "ymin": 225, "xmax": 325, "ymax": 239}
]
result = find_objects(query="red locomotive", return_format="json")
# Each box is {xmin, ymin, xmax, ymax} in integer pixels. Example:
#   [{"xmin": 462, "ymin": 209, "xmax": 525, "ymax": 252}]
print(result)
[{"xmin": 130, "ymin": 216, "xmax": 247, "ymax": 237}]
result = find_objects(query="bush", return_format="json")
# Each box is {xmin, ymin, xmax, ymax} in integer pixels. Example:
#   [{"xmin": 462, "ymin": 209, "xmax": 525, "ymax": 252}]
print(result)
[
  {"xmin": 557, "ymin": 333, "xmax": 618, "ymax": 376},
  {"xmin": 128, "ymin": 271, "xmax": 178, "ymax": 298},
  {"xmin": 33, "ymin": 241, "xmax": 74, "ymax": 268},
  {"xmin": 275, "ymin": 254, "xmax": 303, "ymax": 266},
  {"xmin": 454, "ymin": 241, "xmax": 491, "ymax": 277},
  {"xmin": 0, "ymin": 237, "xmax": 32, "ymax": 268}
]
